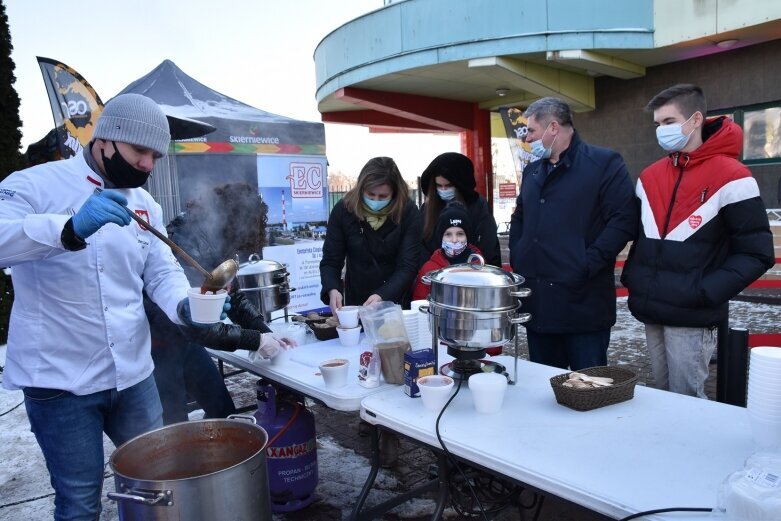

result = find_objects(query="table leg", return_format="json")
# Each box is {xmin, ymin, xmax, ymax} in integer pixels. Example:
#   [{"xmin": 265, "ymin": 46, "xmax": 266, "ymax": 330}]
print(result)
[
  {"xmin": 350, "ymin": 425, "xmax": 445, "ymax": 521},
  {"xmin": 350, "ymin": 424, "xmax": 381, "ymax": 521},
  {"xmin": 430, "ymin": 451, "xmax": 450, "ymax": 521}
]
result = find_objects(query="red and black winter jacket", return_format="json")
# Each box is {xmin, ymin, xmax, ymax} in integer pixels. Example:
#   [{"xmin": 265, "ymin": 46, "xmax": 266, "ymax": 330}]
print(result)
[{"xmin": 621, "ymin": 116, "xmax": 774, "ymax": 327}]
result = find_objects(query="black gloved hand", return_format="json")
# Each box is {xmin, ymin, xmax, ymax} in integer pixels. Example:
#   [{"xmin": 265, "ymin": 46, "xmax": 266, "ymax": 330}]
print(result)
[
  {"xmin": 177, "ymin": 294, "xmax": 261, "ymax": 352},
  {"xmin": 228, "ymin": 286, "xmax": 271, "ymax": 333}
]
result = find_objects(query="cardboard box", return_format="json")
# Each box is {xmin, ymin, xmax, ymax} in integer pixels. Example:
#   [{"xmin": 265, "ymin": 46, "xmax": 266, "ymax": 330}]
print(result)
[{"xmin": 404, "ymin": 349, "xmax": 436, "ymax": 397}]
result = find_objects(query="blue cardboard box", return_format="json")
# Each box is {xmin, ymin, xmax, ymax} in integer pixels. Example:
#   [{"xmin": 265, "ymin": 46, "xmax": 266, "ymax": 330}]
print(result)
[{"xmin": 404, "ymin": 349, "xmax": 436, "ymax": 397}]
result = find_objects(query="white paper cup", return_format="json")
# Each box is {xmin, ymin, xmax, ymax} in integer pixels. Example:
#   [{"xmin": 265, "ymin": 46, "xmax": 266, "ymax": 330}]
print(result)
[
  {"xmin": 747, "ymin": 411, "xmax": 781, "ymax": 448},
  {"xmin": 335, "ymin": 306, "xmax": 360, "ymax": 328},
  {"xmin": 319, "ymin": 358, "xmax": 350, "ymax": 389},
  {"xmin": 337, "ymin": 325, "xmax": 361, "ymax": 346},
  {"xmin": 187, "ymin": 288, "xmax": 228, "ymax": 324},
  {"xmin": 270, "ymin": 322, "xmax": 307, "ymax": 346},
  {"xmin": 751, "ymin": 347, "xmax": 781, "ymax": 362},
  {"xmin": 469, "ymin": 372, "xmax": 508, "ymax": 414},
  {"xmin": 418, "ymin": 375, "xmax": 454, "ymax": 412}
]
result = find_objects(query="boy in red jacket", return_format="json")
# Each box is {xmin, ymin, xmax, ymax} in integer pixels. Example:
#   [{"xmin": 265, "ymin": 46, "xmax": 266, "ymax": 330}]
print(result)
[{"xmin": 413, "ymin": 202, "xmax": 482, "ymax": 300}]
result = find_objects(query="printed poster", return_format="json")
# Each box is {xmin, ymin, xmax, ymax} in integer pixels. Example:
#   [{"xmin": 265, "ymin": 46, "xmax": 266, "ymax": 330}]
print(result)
[
  {"xmin": 257, "ymin": 154, "xmax": 328, "ymax": 226},
  {"xmin": 262, "ymin": 241, "xmax": 324, "ymax": 314}
]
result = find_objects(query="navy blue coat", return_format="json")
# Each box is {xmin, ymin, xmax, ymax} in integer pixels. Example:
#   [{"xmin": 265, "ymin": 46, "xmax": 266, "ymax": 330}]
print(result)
[{"xmin": 509, "ymin": 132, "xmax": 638, "ymax": 333}]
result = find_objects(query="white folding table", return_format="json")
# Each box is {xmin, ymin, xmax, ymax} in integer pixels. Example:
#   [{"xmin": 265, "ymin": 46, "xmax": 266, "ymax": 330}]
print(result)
[
  {"xmin": 207, "ymin": 335, "xmax": 399, "ymax": 411},
  {"xmin": 356, "ymin": 356, "xmax": 758, "ymax": 520}
]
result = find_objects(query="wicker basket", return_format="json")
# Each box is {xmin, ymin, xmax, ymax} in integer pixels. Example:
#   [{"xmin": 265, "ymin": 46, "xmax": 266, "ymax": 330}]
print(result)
[{"xmin": 549, "ymin": 366, "xmax": 639, "ymax": 411}]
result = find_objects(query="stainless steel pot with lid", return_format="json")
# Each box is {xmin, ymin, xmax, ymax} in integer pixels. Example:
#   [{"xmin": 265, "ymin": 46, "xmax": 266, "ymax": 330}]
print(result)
[
  {"xmin": 421, "ymin": 254, "xmax": 531, "ymax": 350},
  {"xmin": 237, "ymin": 254, "xmax": 295, "ymax": 314},
  {"xmin": 422, "ymin": 254, "xmax": 530, "ymax": 312}
]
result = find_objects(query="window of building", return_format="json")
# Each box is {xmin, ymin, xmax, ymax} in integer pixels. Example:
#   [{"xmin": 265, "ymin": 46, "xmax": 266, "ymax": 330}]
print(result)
[{"xmin": 712, "ymin": 101, "xmax": 781, "ymax": 165}]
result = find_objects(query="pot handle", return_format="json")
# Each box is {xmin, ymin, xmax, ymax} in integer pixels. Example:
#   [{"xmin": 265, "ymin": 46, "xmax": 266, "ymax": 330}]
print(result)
[
  {"xmin": 421, "ymin": 275, "xmax": 432, "ymax": 285},
  {"xmin": 510, "ymin": 312, "xmax": 532, "ymax": 325},
  {"xmin": 467, "ymin": 253, "xmax": 485, "ymax": 269},
  {"xmin": 279, "ymin": 287, "xmax": 297, "ymax": 294},
  {"xmin": 107, "ymin": 489, "xmax": 171, "ymax": 506},
  {"xmin": 228, "ymin": 414, "xmax": 258, "ymax": 424},
  {"xmin": 418, "ymin": 305, "xmax": 429, "ymax": 314},
  {"xmin": 248, "ymin": 253, "xmax": 261, "ymax": 264},
  {"xmin": 509, "ymin": 288, "xmax": 532, "ymax": 298}
]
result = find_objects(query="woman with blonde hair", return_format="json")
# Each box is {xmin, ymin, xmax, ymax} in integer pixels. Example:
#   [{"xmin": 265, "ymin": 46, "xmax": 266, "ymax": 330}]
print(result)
[{"xmin": 320, "ymin": 156, "xmax": 421, "ymax": 311}]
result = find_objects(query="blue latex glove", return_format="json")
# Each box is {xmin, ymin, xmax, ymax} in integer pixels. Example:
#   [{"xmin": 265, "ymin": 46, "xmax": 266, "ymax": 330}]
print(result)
[
  {"xmin": 72, "ymin": 190, "xmax": 131, "ymax": 239},
  {"xmin": 177, "ymin": 294, "xmax": 232, "ymax": 327}
]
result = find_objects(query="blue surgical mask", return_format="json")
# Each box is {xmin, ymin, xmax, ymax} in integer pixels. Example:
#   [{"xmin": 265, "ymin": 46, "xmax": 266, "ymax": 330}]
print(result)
[
  {"xmin": 656, "ymin": 113, "xmax": 697, "ymax": 152},
  {"xmin": 442, "ymin": 240, "xmax": 467, "ymax": 257},
  {"xmin": 363, "ymin": 195, "xmax": 391, "ymax": 212},
  {"xmin": 529, "ymin": 123, "xmax": 556, "ymax": 159},
  {"xmin": 437, "ymin": 188, "xmax": 456, "ymax": 201}
]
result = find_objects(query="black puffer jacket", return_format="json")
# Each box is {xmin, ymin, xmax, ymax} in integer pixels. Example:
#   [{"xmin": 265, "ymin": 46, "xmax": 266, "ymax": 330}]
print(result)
[
  {"xmin": 621, "ymin": 117, "xmax": 774, "ymax": 327},
  {"xmin": 320, "ymin": 199, "xmax": 421, "ymax": 306},
  {"xmin": 148, "ymin": 287, "xmax": 270, "ymax": 352},
  {"xmin": 146, "ymin": 215, "xmax": 271, "ymax": 353}
]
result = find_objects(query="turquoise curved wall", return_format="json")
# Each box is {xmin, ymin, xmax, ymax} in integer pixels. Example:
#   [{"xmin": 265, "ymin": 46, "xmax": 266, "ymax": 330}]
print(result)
[{"xmin": 314, "ymin": 0, "xmax": 654, "ymax": 102}]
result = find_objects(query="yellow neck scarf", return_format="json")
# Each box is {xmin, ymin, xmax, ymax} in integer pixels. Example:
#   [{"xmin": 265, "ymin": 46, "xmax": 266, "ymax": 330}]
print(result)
[{"xmin": 363, "ymin": 203, "xmax": 391, "ymax": 230}]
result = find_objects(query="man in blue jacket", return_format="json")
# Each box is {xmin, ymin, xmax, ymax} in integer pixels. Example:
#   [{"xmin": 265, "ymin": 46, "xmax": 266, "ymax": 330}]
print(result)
[{"xmin": 510, "ymin": 97, "xmax": 638, "ymax": 370}]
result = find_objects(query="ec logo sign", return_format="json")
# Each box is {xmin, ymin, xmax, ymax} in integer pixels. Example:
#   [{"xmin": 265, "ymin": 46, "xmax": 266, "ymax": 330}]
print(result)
[{"xmin": 287, "ymin": 163, "xmax": 323, "ymax": 198}]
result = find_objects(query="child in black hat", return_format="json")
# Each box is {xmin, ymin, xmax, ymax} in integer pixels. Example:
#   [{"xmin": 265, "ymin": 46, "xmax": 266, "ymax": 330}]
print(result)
[{"xmin": 412, "ymin": 201, "xmax": 482, "ymax": 300}]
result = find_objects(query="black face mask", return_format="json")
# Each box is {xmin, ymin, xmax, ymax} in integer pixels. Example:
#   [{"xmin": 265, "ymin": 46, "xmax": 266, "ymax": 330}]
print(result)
[{"xmin": 101, "ymin": 141, "xmax": 151, "ymax": 188}]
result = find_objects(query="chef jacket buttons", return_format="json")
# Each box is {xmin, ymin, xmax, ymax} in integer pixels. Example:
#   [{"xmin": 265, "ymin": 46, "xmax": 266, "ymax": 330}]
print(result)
[
  {"xmin": 540, "ymin": 198, "xmax": 546, "ymax": 204},
  {"xmin": 104, "ymin": 306, "xmax": 108, "ymax": 311},
  {"xmin": 110, "ymin": 342, "xmax": 114, "ymax": 347}
]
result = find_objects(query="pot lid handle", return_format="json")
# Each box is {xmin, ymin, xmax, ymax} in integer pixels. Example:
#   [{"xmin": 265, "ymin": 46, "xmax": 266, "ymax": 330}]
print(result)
[
  {"xmin": 467, "ymin": 253, "xmax": 485, "ymax": 269},
  {"xmin": 248, "ymin": 253, "xmax": 261, "ymax": 264}
]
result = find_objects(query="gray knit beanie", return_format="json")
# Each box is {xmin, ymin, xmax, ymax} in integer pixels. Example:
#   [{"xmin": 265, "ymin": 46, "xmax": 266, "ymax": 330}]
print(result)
[{"xmin": 92, "ymin": 94, "xmax": 170, "ymax": 156}]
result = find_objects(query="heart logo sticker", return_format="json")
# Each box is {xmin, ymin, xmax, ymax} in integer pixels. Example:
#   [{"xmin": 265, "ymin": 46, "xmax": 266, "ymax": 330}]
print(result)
[{"xmin": 688, "ymin": 215, "xmax": 702, "ymax": 229}]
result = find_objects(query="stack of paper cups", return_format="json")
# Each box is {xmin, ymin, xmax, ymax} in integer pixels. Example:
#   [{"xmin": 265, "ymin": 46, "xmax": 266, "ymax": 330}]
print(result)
[
  {"xmin": 410, "ymin": 299, "xmax": 433, "ymax": 352},
  {"xmin": 746, "ymin": 347, "xmax": 781, "ymax": 449},
  {"xmin": 402, "ymin": 309, "xmax": 419, "ymax": 350}
]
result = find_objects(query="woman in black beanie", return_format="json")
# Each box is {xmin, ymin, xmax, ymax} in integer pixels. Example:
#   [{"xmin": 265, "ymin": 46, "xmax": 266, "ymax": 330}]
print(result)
[{"xmin": 419, "ymin": 152, "xmax": 501, "ymax": 267}]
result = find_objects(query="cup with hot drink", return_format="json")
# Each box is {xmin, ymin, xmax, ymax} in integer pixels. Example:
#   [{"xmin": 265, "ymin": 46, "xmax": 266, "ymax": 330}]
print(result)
[
  {"xmin": 337, "ymin": 325, "xmax": 361, "ymax": 346},
  {"xmin": 335, "ymin": 306, "xmax": 360, "ymax": 328},
  {"xmin": 417, "ymin": 375, "xmax": 455, "ymax": 411},
  {"xmin": 319, "ymin": 358, "xmax": 350, "ymax": 389},
  {"xmin": 468, "ymin": 372, "xmax": 508, "ymax": 414},
  {"xmin": 186, "ymin": 288, "xmax": 228, "ymax": 324}
]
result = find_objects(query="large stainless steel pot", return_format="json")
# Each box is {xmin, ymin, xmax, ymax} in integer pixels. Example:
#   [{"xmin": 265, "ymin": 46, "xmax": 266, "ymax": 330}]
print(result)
[
  {"xmin": 422, "ymin": 255, "xmax": 529, "ymax": 311},
  {"xmin": 108, "ymin": 416, "xmax": 272, "ymax": 521},
  {"xmin": 422, "ymin": 254, "xmax": 531, "ymax": 350},
  {"xmin": 237, "ymin": 254, "xmax": 295, "ymax": 313},
  {"xmin": 426, "ymin": 303, "xmax": 530, "ymax": 349}
]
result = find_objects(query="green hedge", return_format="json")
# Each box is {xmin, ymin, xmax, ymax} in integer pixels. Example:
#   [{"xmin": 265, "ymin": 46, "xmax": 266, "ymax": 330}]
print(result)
[{"xmin": 0, "ymin": 271, "xmax": 12, "ymax": 345}]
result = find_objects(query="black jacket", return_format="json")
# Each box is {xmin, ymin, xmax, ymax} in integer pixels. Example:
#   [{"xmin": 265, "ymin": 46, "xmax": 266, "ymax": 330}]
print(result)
[
  {"xmin": 420, "ymin": 196, "xmax": 501, "ymax": 267},
  {"xmin": 510, "ymin": 131, "xmax": 638, "ymax": 333},
  {"xmin": 146, "ymin": 214, "xmax": 271, "ymax": 353},
  {"xmin": 621, "ymin": 117, "xmax": 774, "ymax": 327},
  {"xmin": 320, "ymin": 199, "xmax": 421, "ymax": 306}
]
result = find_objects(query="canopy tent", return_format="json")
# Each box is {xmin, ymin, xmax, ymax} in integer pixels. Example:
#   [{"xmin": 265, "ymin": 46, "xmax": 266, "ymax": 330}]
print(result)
[{"xmin": 117, "ymin": 59, "xmax": 328, "ymax": 225}]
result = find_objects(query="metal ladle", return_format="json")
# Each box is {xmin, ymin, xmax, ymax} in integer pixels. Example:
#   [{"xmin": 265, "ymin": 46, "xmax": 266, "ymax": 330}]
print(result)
[
  {"xmin": 93, "ymin": 187, "xmax": 238, "ymax": 292},
  {"xmin": 121, "ymin": 208, "xmax": 237, "ymax": 292}
]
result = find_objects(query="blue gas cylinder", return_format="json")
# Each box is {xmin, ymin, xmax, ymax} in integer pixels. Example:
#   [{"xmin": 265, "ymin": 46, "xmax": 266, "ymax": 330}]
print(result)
[{"xmin": 254, "ymin": 379, "xmax": 318, "ymax": 512}]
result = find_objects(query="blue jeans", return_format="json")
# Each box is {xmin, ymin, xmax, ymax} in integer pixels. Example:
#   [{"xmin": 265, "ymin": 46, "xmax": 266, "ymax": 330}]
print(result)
[
  {"xmin": 23, "ymin": 374, "xmax": 163, "ymax": 521},
  {"xmin": 526, "ymin": 329, "xmax": 611, "ymax": 370},
  {"xmin": 645, "ymin": 324, "xmax": 717, "ymax": 399}
]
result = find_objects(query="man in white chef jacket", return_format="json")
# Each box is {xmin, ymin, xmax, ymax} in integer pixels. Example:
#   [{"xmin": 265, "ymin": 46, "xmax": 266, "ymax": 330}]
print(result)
[{"xmin": 0, "ymin": 94, "xmax": 202, "ymax": 520}]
